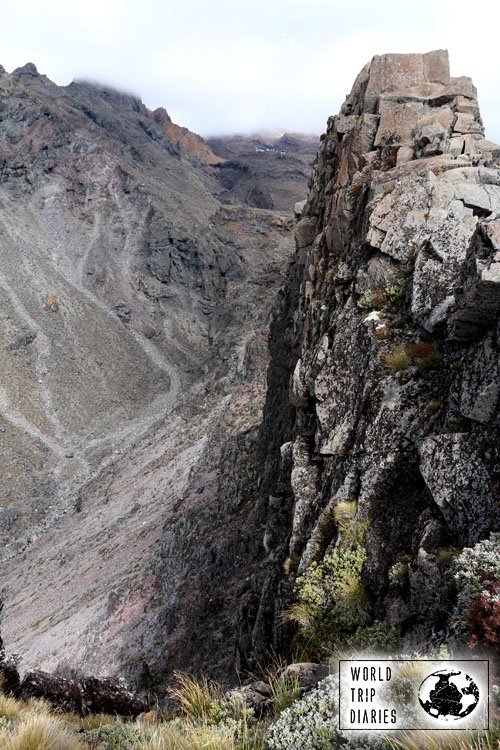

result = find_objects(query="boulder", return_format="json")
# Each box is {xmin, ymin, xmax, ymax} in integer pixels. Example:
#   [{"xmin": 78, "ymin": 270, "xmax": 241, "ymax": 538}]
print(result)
[
  {"xmin": 19, "ymin": 670, "xmax": 147, "ymax": 716},
  {"xmin": 281, "ymin": 662, "xmax": 330, "ymax": 691}
]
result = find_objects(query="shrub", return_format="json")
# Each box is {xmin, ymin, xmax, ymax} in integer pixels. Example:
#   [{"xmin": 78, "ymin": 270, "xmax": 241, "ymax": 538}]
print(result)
[
  {"xmin": 407, "ymin": 342, "xmax": 442, "ymax": 371},
  {"xmin": 388, "ymin": 555, "xmax": 412, "ymax": 585},
  {"xmin": 452, "ymin": 533, "xmax": 500, "ymax": 649},
  {"xmin": 358, "ymin": 290, "xmax": 376, "ymax": 311},
  {"xmin": 81, "ymin": 721, "xmax": 146, "ymax": 749},
  {"xmin": 385, "ymin": 279, "xmax": 408, "ymax": 307},
  {"xmin": 358, "ymin": 290, "xmax": 388, "ymax": 312},
  {"xmin": 285, "ymin": 519, "xmax": 370, "ymax": 657},
  {"xmin": 42, "ymin": 293, "xmax": 59, "ymax": 312},
  {"xmin": 334, "ymin": 620, "xmax": 401, "ymax": 655},
  {"xmin": 466, "ymin": 579, "xmax": 500, "ymax": 649},
  {"xmin": 265, "ymin": 675, "xmax": 340, "ymax": 750},
  {"xmin": 266, "ymin": 675, "xmax": 388, "ymax": 750},
  {"xmin": 453, "ymin": 533, "xmax": 500, "ymax": 614}
]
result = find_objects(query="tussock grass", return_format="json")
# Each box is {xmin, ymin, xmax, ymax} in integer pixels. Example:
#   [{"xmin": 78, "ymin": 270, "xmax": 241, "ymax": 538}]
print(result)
[
  {"xmin": 2, "ymin": 714, "xmax": 84, "ymax": 750},
  {"xmin": 169, "ymin": 671, "xmax": 226, "ymax": 722},
  {"xmin": 20, "ymin": 697, "xmax": 53, "ymax": 716},
  {"xmin": 78, "ymin": 712, "xmax": 124, "ymax": 730},
  {"xmin": 386, "ymin": 726, "xmax": 499, "ymax": 750},
  {"xmin": 265, "ymin": 660, "xmax": 300, "ymax": 715},
  {"xmin": 140, "ymin": 722, "xmax": 237, "ymax": 749},
  {"xmin": 0, "ymin": 692, "xmax": 23, "ymax": 720},
  {"xmin": 383, "ymin": 343, "xmax": 411, "ymax": 370}
]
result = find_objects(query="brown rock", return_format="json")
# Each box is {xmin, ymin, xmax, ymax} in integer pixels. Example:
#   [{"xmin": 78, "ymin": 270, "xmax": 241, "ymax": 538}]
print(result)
[
  {"xmin": 375, "ymin": 101, "xmax": 424, "ymax": 147},
  {"xmin": 448, "ymin": 76, "xmax": 477, "ymax": 99},
  {"xmin": 364, "ymin": 50, "xmax": 450, "ymax": 112},
  {"xmin": 454, "ymin": 112, "xmax": 478, "ymax": 134},
  {"xmin": 295, "ymin": 217, "xmax": 318, "ymax": 249},
  {"xmin": 282, "ymin": 662, "xmax": 330, "ymax": 691}
]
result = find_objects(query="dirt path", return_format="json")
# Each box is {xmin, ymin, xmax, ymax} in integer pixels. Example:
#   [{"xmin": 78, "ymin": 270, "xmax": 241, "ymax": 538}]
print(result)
[{"xmin": 0, "ymin": 190, "xmax": 182, "ymax": 474}]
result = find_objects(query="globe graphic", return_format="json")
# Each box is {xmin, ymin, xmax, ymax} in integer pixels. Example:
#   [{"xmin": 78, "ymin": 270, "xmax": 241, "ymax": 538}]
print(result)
[{"xmin": 418, "ymin": 669, "xmax": 480, "ymax": 721}]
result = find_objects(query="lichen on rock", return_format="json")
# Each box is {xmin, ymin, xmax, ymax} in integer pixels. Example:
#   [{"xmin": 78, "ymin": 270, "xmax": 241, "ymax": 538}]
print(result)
[{"xmin": 248, "ymin": 50, "xmax": 500, "ymax": 663}]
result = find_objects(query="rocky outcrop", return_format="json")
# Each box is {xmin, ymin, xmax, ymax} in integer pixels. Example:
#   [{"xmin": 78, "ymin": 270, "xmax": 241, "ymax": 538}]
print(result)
[
  {"xmin": 149, "ymin": 107, "xmax": 225, "ymax": 166},
  {"xmin": 20, "ymin": 671, "xmax": 147, "ymax": 716},
  {"xmin": 1, "ymin": 614, "xmax": 145, "ymax": 715},
  {"xmin": 230, "ymin": 50, "xmax": 500, "ymax": 664}
]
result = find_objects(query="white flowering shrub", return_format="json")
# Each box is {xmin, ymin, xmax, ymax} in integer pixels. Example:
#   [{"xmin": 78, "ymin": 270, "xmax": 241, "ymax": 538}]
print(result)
[
  {"xmin": 265, "ymin": 676, "xmax": 387, "ymax": 750},
  {"xmin": 265, "ymin": 675, "xmax": 339, "ymax": 750}
]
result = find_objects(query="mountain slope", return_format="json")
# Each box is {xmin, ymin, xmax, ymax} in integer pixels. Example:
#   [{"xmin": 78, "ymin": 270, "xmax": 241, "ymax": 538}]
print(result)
[{"xmin": 0, "ymin": 63, "xmax": 302, "ymax": 685}]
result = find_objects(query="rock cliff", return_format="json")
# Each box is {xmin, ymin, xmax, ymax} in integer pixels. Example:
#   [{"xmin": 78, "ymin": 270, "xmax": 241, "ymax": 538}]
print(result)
[{"xmin": 218, "ymin": 49, "xmax": 500, "ymax": 668}]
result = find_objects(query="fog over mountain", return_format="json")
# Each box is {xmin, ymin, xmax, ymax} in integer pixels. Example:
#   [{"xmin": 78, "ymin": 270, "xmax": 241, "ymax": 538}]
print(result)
[{"xmin": 2, "ymin": 0, "xmax": 500, "ymax": 139}]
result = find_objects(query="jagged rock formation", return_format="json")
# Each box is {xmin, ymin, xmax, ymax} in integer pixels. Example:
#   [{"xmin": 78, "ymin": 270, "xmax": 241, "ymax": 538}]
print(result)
[
  {"xmin": 213, "ymin": 49, "xmax": 500, "ymax": 667},
  {"xmin": 0, "ymin": 63, "xmax": 302, "ymax": 686},
  {"xmin": 149, "ymin": 107, "xmax": 225, "ymax": 166}
]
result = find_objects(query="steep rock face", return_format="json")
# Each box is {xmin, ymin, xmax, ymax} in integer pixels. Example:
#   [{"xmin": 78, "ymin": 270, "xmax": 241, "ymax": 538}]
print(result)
[{"xmin": 239, "ymin": 50, "xmax": 500, "ymax": 661}]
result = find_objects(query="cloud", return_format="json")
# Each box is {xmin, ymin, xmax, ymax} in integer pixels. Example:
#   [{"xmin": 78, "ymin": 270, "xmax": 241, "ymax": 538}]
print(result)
[{"xmin": 1, "ymin": 0, "xmax": 499, "ymax": 140}]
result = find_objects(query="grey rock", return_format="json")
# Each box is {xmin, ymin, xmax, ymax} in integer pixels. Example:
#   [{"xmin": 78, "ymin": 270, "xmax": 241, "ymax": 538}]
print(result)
[
  {"xmin": 419, "ymin": 434, "xmax": 496, "ymax": 545},
  {"xmin": 460, "ymin": 335, "xmax": 499, "ymax": 422}
]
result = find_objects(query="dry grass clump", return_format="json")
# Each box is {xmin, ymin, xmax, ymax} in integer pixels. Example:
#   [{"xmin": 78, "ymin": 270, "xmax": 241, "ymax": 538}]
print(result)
[
  {"xmin": 77, "ymin": 712, "xmax": 124, "ymax": 730},
  {"xmin": 383, "ymin": 341, "xmax": 442, "ymax": 372},
  {"xmin": 383, "ymin": 343, "xmax": 411, "ymax": 370},
  {"xmin": 169, "ymin": 672, "xmax": 227, "ymax": 723},
  {"xmin": 0, "ymin": 692, "xmax": 23, "ymax": 720},
  {"xmin": 265, "ymin": 659, "xmax": 300, "ymax": 716},
  {"xmin": 1, "ymin": 713, "xmax": 84, "ymax": 750},
  {"xmin": 139, "ymin": 722, "xmax": 238, "ymax": 750},
  {"xmin": 386, "ymin": 726, "xmax": 499, "ymax": 750}
]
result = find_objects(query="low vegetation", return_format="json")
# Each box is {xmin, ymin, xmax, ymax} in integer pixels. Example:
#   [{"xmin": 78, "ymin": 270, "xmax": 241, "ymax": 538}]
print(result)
[
  {"xmin": 452, "ymin": 532, "xmax": 500, "ymax": 649},
  {"xmin": 284, "ymin": 501, "xmax": 371, "ymax": 658},
  {"xmin": 0, "ymin": 665, "xmax": 498, "ymax": 750},
  {"xmin": 0, "ymin": 536, "xmax": 496, "ymax": 750},
  {"xmin": 383, "ymin": 341, "xmax": 442, "ymax": 371}
]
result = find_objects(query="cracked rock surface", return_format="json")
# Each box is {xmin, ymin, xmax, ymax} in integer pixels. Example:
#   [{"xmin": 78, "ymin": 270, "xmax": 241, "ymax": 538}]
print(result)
[{"xmin": 227, "ymin": 50, "xmax": 500, "ymax": 665}]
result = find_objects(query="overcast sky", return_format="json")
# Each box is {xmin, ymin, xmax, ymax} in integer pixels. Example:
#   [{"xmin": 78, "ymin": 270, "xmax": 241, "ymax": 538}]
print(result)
[{"xmin": 2, "ymin": 0, "xmax": 500, "ymax": 141}]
